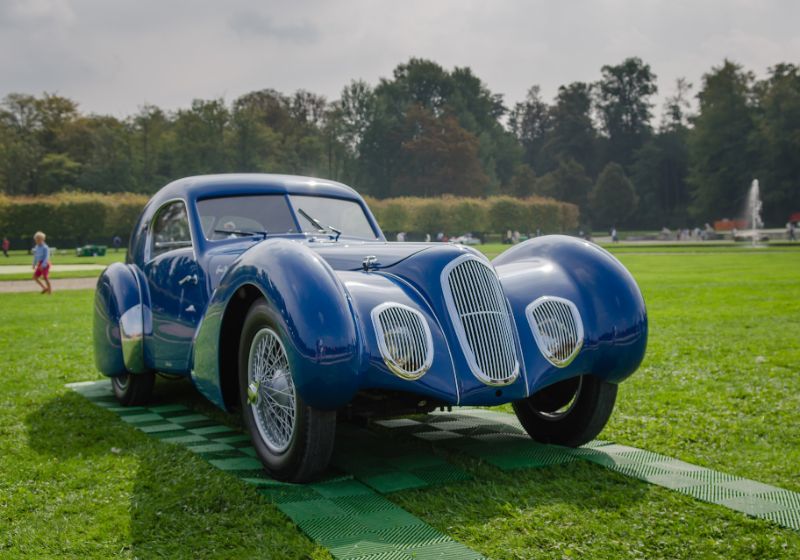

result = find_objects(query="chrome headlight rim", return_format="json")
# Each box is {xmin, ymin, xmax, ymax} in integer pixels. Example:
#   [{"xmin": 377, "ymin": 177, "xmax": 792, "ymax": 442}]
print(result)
[
  {"xmin": 526, "ymin": 295, "xmax": 584, "ymax": 368},
  {"xmin": 371, "ymin": 302, "xmax": 434, "ymax": 381}
]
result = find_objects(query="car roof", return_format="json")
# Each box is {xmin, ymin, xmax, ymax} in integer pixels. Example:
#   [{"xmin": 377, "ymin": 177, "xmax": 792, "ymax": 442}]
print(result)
[{"xmin": 151, "ymin": 174, "xmax": 362, "ymax": 207}]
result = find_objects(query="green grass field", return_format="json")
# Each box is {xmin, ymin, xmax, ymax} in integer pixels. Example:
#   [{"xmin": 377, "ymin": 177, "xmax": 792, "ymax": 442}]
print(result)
[{"xmin": 1, "ymin": 246, "xmax": 799, "ymax": 558}]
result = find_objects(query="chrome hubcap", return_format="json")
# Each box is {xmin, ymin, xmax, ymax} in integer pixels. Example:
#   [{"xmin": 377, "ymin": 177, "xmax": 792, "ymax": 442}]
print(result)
[
  {"xmin": 247, "ymin": 328, "xmax": 296, "ymax": 453},
  {"xmin": 534, "ymin": 376, "xmax": 583, "ymax": 421},
  {"xmin": 113, "ymin": 374, "xmax": 129, "ymax": 391}
]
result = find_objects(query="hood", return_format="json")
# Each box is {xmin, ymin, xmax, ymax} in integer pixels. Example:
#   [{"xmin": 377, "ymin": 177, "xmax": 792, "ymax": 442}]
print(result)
[{"xmin": 310, "ymin": 241, "xmax": 433, "ymax": 270}]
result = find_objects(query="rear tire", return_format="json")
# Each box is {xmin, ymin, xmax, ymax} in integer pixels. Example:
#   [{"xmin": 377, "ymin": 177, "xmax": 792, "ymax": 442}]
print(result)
[
  {"xmin": 238, "ymin": 300, "xmax": 336, "ymax": 482},
  {"xmin": 111, "ymin": 372, "xmax": 155, "ymax": 406},
  {"xmin": 512, "ymin": 375, "xmax": 617, "ymax": 447}
]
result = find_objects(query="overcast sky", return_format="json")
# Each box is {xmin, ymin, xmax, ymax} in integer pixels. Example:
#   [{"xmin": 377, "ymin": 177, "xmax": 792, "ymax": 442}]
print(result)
[{"xmin": 1, "ymin": 0, "xmax": 798, "ymax": 118}]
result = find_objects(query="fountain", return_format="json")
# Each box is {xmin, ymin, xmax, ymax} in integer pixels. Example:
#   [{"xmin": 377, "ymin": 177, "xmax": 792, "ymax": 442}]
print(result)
[{"xmin": 745, "ymin": 179, "xmax": 764, "ymax": 246}]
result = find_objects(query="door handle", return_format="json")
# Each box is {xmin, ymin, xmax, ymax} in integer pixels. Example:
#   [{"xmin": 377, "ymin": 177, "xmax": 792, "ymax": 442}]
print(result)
[{"xmin": 178, "ymin": 274, "xmax": 198, "ymax": 286}]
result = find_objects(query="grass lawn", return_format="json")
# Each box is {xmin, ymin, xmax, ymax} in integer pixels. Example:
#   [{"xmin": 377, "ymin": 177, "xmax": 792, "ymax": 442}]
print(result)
[
  {"xmin": 0, "ymin": 249, "xmax": 127, "ymax": 267},
  {"xmin": 1, "ymin": 246, "xmax": 799, "ymax": 558},
  {"xmin": 0, "ymin": 250, "xmax": 125, "ymax": 281}
]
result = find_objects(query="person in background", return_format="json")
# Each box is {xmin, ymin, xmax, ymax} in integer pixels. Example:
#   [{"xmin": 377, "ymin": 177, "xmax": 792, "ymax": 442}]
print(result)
[
  {"xmin": 112, "ymin": 235, "xmax": 122, "ymax": 252},
  {"xmin": 2, "ymin": 237, "xmax": 9, "ymax": 257},
  {"xmin": 611, "ymin": 227, "xmax": 619, "ymax": 243},
  {"xmin": 32, "ymin": 231, "xmax": 52, "ymax": 295}
]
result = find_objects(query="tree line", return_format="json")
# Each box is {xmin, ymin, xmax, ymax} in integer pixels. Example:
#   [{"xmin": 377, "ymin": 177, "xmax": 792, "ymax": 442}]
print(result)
[{"xmin": 1, "ymin": 57, "xmax": 798, "ymax": 229}]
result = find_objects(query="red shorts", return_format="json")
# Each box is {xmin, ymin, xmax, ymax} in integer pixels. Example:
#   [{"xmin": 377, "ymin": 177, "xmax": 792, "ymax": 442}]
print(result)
[{"xmin": 34, "ymin": 264, "xmax": 50, "ymax": 279}]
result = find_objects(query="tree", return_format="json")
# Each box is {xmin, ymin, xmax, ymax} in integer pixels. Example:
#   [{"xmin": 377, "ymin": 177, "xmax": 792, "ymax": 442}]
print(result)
[
  {"xmin": 661, "ymin": 77, "xmax": 693, "ymax": 132},
  {"xmin": 630, "ymin": 78, "xmax": 693, "ymax": 227},
  {"xmin": 688, "ymin": 60, "xmax": 756, "ymax": 221},
  {"xmin": 131, "ymin": 105, "xmax": 171, "ymax": 190},
  {"xmin": 631, "ymin": 132, "xmax": 689, "ymax": 227},
  {"xmin": 509, "ymin": 86, "xmax": 551, "ymax": 169},
  {"xmin": 538, "ymin": 83, "xmax": 597, "ymax": 175},
  {"xmin": 589, "ymin": 162, "xmax": 638, "ymax": 228},
  {"xmin": 752, "ymin": 63, "xmax": 800, "ymax": 224},
  {"xmin": 505, "ymin": 164, "xmax": 537, "ymax": 197},
  {"xmin": 172, "ymin": 99, "xmax": 230, "ymax": 176},
  {"xmin": 393, "ymin": 105, "xmax": 488, "ymax": 197},
  {"xmin": 596, "ymin": 57, "xmax": 658, "ymax": 168},
  {"xmin": 536, "ymin": 157, "xmax": 593, "ymax": 214}
]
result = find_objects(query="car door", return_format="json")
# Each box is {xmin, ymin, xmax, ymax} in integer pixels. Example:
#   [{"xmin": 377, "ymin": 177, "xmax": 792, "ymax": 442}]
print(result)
[{"xmin": 144, "ymin": 200, "xmax": 206, "ymax": 373}]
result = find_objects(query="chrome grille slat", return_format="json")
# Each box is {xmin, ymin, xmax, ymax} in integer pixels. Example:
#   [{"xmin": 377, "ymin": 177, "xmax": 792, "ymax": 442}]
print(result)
[
  {"xmin": 527, "ymin": 296, "xmax": 584, "ymax": 367},
  {"xmin": 372, "ymin": 303, "xmax": 433, "ymax": 380},
  {"xmin": 442, "ymin": 256, "xmax": 519, "ymax": 385}
]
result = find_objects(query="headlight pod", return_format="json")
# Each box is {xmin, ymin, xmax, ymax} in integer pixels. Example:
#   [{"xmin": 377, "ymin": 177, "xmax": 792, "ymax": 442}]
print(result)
[
  {"xmin": 371, "ymin": 303, "xmax": 433, "ymax": 380},
  {"xmin": 526, "ymin": 296, "xmax": 584, "ymax": 367}
]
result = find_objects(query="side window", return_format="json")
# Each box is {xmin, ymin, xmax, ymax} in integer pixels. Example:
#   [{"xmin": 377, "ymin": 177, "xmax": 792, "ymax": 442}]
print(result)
[{"xmin": 150, "ymin": 201, "xmax": 192, "ymax": 258}]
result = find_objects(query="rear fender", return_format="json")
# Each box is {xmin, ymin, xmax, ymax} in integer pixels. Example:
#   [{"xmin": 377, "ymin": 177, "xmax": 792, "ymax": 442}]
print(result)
[{"xmin": 93, "ymin": 263, "xmax": 150, "ymax": 376}]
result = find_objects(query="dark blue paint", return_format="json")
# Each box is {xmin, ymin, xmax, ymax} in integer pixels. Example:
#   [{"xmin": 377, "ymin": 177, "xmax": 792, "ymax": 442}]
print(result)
[{"xmin": 94, "ymin": 174, "xmax": 647, "ymax": 415}]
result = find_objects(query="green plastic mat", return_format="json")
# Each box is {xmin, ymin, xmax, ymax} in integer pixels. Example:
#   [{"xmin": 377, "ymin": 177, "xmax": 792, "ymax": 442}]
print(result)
[
  {"xmin": 68, "ymin": 381, "xmax": 485, "ymax": 560},
  {"xmin": 375, "ymin": 409, "xmax": 800, "ymax": 531}
]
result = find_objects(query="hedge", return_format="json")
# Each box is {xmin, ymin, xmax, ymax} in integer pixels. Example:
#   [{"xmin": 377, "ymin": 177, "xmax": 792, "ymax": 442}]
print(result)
[
  {"xmin": 0, "ymin": 192, "xmax": 578, "ymax": 250},
  {"xmin": 366, "ymin": 195, "xmax": 578, "ymax": 236},
  {"xmin": 0, "ymin": 192, "xmax": 148, "ymax": 249}
]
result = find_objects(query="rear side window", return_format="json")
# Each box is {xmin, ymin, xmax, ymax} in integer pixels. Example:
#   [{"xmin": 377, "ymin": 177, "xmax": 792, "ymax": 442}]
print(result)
[{"xmin": 151, "ymin": 201, "xmax": 192, "ymax": 258}]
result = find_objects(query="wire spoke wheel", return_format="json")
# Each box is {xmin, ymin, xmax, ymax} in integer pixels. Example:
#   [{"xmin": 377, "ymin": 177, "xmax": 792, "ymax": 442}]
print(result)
[{"xmin": 247, "ymin": 328, "xmax": 297, "ymax": 453}]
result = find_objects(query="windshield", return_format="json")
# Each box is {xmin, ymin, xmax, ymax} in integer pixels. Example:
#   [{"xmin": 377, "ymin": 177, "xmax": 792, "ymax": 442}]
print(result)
[
  {"xmin": 290, "ymin": 195, "xmax": 377, "ymax": 239},
  {"xmin": 197, "ymin": 195, "xmax": 296, "ymax": 240},
  {"xmin": 196, "ymin": 194, "xmax": 377, "ymax": 241}
]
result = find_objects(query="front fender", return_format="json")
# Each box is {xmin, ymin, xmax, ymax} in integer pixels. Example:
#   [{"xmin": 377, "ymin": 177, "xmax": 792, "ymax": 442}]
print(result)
[
  {"xmin": 93, "ymin": 263, "xmax": 149, "ymax": 376},
  {"xmin": 193, "ymin": 239, "xmax": 360, "ymax": 410},
  {"xmin": 493, "ymin": 235, "xmax": 647, "ymax": 394}
]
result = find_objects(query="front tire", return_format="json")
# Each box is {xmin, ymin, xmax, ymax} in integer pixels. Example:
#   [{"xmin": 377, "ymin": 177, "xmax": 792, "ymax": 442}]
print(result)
[
  {"xmin": 111, "ymin": 372, "xmax": 155, "ymax": 406},
  {"xmin": 238, "ymin": 300, "xmax": 336, "ymax": 482},
  {"xmin": 512, "ymin": 375, "xmax": 617, "ymax": 447}
]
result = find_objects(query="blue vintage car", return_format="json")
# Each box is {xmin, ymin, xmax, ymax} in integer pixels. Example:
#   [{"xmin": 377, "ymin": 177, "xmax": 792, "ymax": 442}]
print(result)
[{"xmin": 94, "ymin": 174, "xmax": 647, "ymax": 481}]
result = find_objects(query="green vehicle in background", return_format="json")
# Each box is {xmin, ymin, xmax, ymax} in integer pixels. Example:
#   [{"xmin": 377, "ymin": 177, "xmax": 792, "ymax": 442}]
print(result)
[{"xmin": 76, "ymin": 244, "xmax": 107, "ymax": 257}]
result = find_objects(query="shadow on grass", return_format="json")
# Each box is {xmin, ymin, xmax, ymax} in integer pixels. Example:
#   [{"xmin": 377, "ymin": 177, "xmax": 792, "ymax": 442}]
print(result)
[
  {"xmin": 24, "ymin": 383, "xmax": 324, "ymax": 559},
  {"xmin": 24, "ymin": 382, "xmax": 667, "ymax": 560}
]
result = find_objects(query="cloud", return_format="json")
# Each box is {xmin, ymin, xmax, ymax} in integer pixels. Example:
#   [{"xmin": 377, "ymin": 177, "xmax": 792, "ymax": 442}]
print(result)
[
  {"xmin": 228, "ymin": 10, "xmax": 318, "ymax": 44},
  {"xmin": 0, "ymin": 0, "xmax": 798, "ymax": 116},
  {"xmin": 0, "ymin": 0, "xmax": 75, "ymax": 28}
]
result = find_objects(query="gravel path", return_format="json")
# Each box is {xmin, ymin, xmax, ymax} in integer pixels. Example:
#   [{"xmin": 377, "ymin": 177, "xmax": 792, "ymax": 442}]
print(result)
[
  {"xmin": 0, "ymin": 277, "xmax": 97, "ymax": 293},
  {"xmin": 0, "ymin": 264, "xmax": 106, "ymax": 275}
]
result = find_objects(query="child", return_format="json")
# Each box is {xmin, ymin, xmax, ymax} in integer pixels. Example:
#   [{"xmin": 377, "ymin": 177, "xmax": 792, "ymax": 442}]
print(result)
[{"xmin": 32, "ymin": 231, "xmax": 52, "ymax": 295}]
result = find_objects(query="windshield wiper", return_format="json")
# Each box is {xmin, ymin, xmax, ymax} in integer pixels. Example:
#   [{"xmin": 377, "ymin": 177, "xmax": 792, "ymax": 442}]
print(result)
[
  {"xmin": 297, "ymin": 208, "xmax": 341, "ymax": 241},
  {"xmin": 214, "ymin": 229, "xmax": 268, "ymax": 239}
]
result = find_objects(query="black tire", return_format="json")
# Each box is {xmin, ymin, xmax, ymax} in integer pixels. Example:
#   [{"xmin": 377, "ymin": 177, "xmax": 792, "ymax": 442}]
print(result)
[
  {"xmin": 238, "ymin": 300, "xmax": 336, "ymax": 482},
  {"xmin": 111, "ymin": 372, "xmax": 155, "ymax": 406},
  {"xmin": 512, "ymin": 375, "xmax": 617, "ymax": 447}
]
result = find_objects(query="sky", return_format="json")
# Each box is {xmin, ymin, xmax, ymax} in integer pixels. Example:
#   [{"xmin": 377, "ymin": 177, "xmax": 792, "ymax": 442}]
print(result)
[{"xmin": 1, "ymin": 0, "xmax": 798, "ymax": 118}]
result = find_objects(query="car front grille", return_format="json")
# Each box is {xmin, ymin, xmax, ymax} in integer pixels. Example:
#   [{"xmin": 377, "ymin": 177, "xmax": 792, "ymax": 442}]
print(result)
[
  {"xmin": 442, "ymin": 256, "xmax": 519, "ymax": 385},
  {"xmin": 371, "ymin": 303, "xmax": 433, "ymax": 380},
  {"xmin": 526, "ymin": 296, "xmax": 584, "ymax": 367}
]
